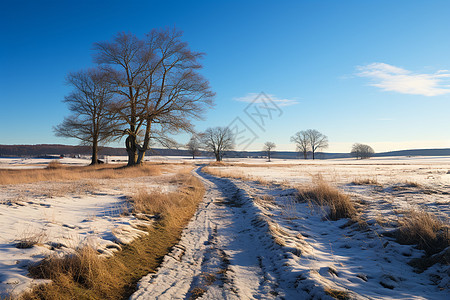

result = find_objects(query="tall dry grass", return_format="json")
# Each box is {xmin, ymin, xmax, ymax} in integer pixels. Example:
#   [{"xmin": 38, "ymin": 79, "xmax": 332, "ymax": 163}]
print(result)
[
  {"xmin": 396, "ymin": 209, "xmax": 449, "ymax": 256},
  {"xmin": 0, "ymin": 163, "xmax": 163, "ymax": 185},
  {"xmin": 20, "ymin": 170, "xmax": 205, "ymax": 300},
  {"xmin": 297, "ymin": 178, "xmax": 357, "ymax": 220}
]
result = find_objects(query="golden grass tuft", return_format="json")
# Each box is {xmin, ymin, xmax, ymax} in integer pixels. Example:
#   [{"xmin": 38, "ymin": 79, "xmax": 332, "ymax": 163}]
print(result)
[
  {"xmin": 324, "ymin": 287, "xmax": 351, "ymax": 300},
  {"xmin": 21, "ymin": 170, "xmax": 205, "ymax": 300},
  {"xmin": 351, "ymin": 178, "xmax": 379, "ymax": 185},
  {"xmin": 208, "ymin": 161, "xmax": 226, "ymax": 166},
  {"xmin": 46, "ymin": 160, "xmax": 64, "ymax": 170},
  {"xmin": 396, "ymin": 209, "xmax": 449, "ymax": 256},
  {"xmin": 297, "ymin": 178, "xmax": 357, "ymax": 220},
  {"xmin": 0, "ymin": 163, "xmax": 163, "ymax": 185},
  {"xmin": 28, "ymin": 246, "xmax": 122, "ymax": 297}
]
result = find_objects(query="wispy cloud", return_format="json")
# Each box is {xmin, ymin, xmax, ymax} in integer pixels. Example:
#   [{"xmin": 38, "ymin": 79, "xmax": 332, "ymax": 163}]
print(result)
[
  {"xmin": 357, "ymin": 63, "xmax": 450, "ymax": 96},
  {"xmin": 234, "ymin": 93, "xmax": 299, "ymax": 107}
]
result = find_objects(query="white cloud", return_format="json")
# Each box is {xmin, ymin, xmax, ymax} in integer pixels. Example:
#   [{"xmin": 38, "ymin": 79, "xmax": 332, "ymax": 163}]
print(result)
[
  {"xmin": 234, "ymin": 93, "xmax": 299, "ymax": 107},
  {"xmin": 357, "ymin": 63, "xmax": 450, "ymax": 96}
]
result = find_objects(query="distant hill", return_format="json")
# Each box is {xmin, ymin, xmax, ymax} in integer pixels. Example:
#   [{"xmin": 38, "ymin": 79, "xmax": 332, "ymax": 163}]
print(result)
[
  {"xmin": 0, "ymin": 144, "xmax": 189, "ymax": 157},
  {"xmin": 1, "ymin": 144, "xmax": 449, "ymax": 159}
]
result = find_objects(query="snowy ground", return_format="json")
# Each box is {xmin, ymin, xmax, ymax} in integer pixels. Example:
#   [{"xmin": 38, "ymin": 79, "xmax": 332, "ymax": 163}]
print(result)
[
  {"xmin": 0, "ymin": 160, "xmax": 181, "ymax": 298},
  {"xmin": 132, "ymin": 159, "xmax": 449, "ymax": 299},
  {"xmin": 1, "ymin": 156, "xmax": 448, "ymax": 298}
]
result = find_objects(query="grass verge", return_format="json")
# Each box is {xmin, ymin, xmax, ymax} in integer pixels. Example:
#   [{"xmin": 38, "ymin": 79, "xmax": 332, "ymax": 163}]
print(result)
[
  {"xmin": 0, "ymin": 163, "xmax": 164, "ymax": 185},
  {"xmin": 20, "ymin": 170, "xmax": 205, "ymax": 300}
]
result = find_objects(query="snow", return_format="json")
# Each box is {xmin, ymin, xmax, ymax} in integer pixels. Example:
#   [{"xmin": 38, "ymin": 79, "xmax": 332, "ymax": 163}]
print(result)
[
  {"xmin": 0, "ymin": 159, "xmax": 179, "ymax": 298},
  {"xmin": 132, "ymin": 160, "xmax": 448, "ymax": 299},
  {"xmin": 1, "ymin": 156, "xmax": 448, "ymax": 298}
]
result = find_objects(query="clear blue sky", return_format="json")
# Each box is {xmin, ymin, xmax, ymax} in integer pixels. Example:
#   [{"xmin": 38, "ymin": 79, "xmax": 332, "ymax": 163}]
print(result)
[{"xmin": 1, "ymin": 0, "xmax": 450, "ymax": 152}]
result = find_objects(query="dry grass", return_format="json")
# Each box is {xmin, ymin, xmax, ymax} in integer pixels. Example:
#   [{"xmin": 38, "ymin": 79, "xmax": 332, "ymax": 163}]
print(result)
[
  {"xmin": 208, "ymin": 161, "xmax": 226, "ymax": 166},
  {"xmin": 15, "ymin": 228, "xmax": 48, "ymax": 249},
  {"xmin": 404, "ymin": 180, "xmax": 422, "ymax": 188},
  {"xmin": 297, "ymin": 178, "xmax": 357, "ymax": 220},
  {"xmin": 396, "ymin": 209, "xmax": 449, "ymax": 256},
  {"xmin": 324, "ymin": 287, "xmax": 351, "ymax": 300},
  {"xmin": 46, "ymin": 160, "xmax": 64, "ymax": 170},
  {"xmin": 0, "ymin": 163, "xmax": 163, "ymax": 185},
  {"xmin": 202, "ymin": 166, "xmax": 270, "ymax": 185},
  {"xmin": 351, "ymin": 178, "xmax": 379, "ymax": 185},
  {"xmin": 21, "ymin": 170, "xmax": 205, "ymax": 300}
]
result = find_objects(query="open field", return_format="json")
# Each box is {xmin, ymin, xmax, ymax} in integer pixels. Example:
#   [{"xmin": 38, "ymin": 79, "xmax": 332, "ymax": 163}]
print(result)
[
  {"xmin": 196, "ymin": 156, "xmax": 449, "ymax": 298},
  {"xmin": 1, "ymin": 156, "xmax": 448, "ymax": 299}
]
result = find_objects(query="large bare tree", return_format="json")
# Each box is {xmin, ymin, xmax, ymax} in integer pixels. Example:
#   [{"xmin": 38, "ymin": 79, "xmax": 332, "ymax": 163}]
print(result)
[
  {"xmin": 54, "ymin": 68, "xmax": 117, "ymax": 165},
  {"xmin": 263, "ymin": 141, "xmax": 276, "ymax": 162},
  {"xmin": 201, "ymin": 127, "xmax": 234, "ymax": 162},
  {"xmin": 93, "ymin": 28, "xmax": 215, "ymax": 166},
  {"xmin": 290, "ymin": 131, "xmax": 310, "ymax": 159},
  {"xmin": 306, "ymin": 129, "xmax": 328, "ymax": 160}
]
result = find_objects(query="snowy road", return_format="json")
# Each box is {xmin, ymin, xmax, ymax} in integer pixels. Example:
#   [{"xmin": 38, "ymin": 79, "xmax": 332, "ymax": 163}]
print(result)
[
  {"xmin": 131, "ymin": 168, "xmax": 309, "ymax": 299},
  {"xmin": 131, "ymin": 167, "xmax": 448, "ymax": 300}
]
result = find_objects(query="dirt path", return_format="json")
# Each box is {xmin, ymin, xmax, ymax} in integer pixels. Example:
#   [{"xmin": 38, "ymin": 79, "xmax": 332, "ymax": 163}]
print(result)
[{"xmin": 130, "ymin": 168, "xmax": 305, "ymax": 299}]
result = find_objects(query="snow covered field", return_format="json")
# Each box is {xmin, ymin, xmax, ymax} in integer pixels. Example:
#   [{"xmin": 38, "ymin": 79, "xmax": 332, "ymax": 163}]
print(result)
[
  {"xmin": 1, "ymin": 156, "xmax": 448, "ymax": 298},
  {"xmin": 0, "ymin": 159, "xmax": 183, "ymax": 298}
]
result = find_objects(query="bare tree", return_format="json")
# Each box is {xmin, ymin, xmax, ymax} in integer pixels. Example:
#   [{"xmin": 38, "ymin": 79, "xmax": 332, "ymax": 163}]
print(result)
[
  {"xmin": 263, "ymin": 141, "xmax": 276, "ymax": 162},
  {"xmin": 186, "ymin": 134, "xmax": 201, "ymax": 159},
  {"xmin": 306, "ymin": 129, "xmax": 328, "ymax": 160},
  {"xmin": 54, "ymin": 68, "xmax": 117, "ymax": 165},
  {"xmin": 201, "ymin": 127, "xmax": 234, "ymax": 161},
  {"xmin": 93, "ymin": 28, "xmax": 215, "ymax": 166},
  {"xmin": 351, "ymin": 143, "xmax": 374, "ymax": 159},
  {"xmin": 290, "ymin": 131, "xmax": 310, "ymax": 159}
]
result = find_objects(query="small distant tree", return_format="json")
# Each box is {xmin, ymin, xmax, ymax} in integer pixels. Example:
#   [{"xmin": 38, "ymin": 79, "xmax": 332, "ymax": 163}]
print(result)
[
  {"xmin": 201, "ymin": 127, "xmax": 234, "ymax": 161},
  {"xmin": 54, "ymin": 68, "xmax": 117, "ymax": 165},
  {"xmin": 263, "ymin": 142, "xmax": 276, "ymax": 162},
  {"xmin": 186, "ymin": 134, "xmax": 201, "ymax": 159},
  {"xmin": 290, "ymin": 131, "xmax": 309, "ymax": 159},
  {"xmin": 306, "ymin": 129, "xmax": 328, "ymax": 160},
  {"xmin": 351, "ymin": 143, "xmax": 375, "ymax": 159}
]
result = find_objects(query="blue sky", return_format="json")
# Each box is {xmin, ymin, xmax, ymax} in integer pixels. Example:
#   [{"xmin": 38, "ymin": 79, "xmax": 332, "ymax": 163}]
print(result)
[{"xmin": 1, "ymin": 0, "xmax": 450, "ymax": 152}]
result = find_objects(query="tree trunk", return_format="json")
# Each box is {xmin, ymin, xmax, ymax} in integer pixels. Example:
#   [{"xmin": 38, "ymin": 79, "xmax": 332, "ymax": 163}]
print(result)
[
  {"xmin": 91, "ymin": 139, "xmax": 98, "ymax": 165},
  {"xmin": 268, "ymin": 152, "xmax": 271, "ymax": 162},
  {"xmin": 312, "ymin": 151, "xmax": 315, "ymax": 160},
  {"xmin": 125, "ymin": 135, "xmax": 138, "ymax": 166},
  {"xmin": 303, "ymin": 151, "xmax": 307, "ymax": 159},
  {"xmin": 137, "ymin": 149, "xmax": 145, "ymax": 165},
  {"xmin": 136, "ymin": 120, "xmax": 152, "ymax": 166}
]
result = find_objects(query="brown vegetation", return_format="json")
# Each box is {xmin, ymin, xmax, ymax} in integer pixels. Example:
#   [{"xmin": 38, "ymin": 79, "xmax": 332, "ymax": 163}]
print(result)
[
  {"xmin": 202, "ymin": 166, "xmax": 269, "ymax": 185},
  {"xmin": 351, "ymin": 178, "xmax": 379, "ymax": 185},
  {"xmin": 297, "ymin": 178, "xmax": 357, "ymax": 220},
  {"xmin": 20, "ymin": 170, "xmax": 205, "ymax": 300},
  {"xmin": 0, "ymin": 163, "xmax": 164, "ymax": 185},
  {"xmin": 396, "ymin": 209, "xmax": 449, "ymax": 256}
]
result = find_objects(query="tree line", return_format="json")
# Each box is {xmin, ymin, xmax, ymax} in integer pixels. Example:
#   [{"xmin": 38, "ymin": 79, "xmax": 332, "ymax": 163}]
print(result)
[{"xmin": 190, "ymin": 128, "xmax": 374, "ymax": 161}]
